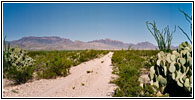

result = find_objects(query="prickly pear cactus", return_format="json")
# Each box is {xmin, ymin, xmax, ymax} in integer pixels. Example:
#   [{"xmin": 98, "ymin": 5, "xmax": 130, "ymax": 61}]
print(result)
[
  {"xmin": 149, "ymin": 42, "xmax": 192, "ymax": 96},
  {"xmin": 4, "ymin": 47, "xmax": 34, "ymax": 83},
  {"xmin": 4, "ymin": 47, "xmax": 34, "ymax": 71}
]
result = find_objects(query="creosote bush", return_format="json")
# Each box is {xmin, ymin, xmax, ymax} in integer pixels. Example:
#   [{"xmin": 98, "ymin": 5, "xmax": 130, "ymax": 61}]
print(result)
[{"xmin": 111, "ymin": 50, "xmax": 159, "ymax": 97}]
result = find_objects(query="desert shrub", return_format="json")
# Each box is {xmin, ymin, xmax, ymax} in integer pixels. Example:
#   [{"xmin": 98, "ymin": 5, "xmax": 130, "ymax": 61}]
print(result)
[
  {"xmin": 114, "ymin": 75, "xmax": 141, "ymax": 97},
  {"xmin": 42, "ymin": 57, "xmax": 73, "ymax": 79},
  {"xmin": 111, "ymin": 50, "xmax": 159, "ymax": 97},
  {"xmin": 30, "ymin": 52, "xmax": 73, "ymax": 79}
]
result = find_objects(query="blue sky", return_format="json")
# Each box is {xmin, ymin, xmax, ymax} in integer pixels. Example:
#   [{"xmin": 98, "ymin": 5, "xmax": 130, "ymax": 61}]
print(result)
[{"xmin": 3, "ymin": 3, "xmax": 192, "ymax": 46}]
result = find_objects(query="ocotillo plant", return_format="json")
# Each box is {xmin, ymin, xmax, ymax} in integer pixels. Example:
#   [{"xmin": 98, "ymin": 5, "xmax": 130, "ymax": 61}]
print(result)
[
  {"xmin": 3, "ymin": 36, "xmax": 11, "ymax": 77},
  {"xmin": 3, "ymin": 36, "xmax": 11, "ymax": 52},
  {"xmin": 146, "ymin": 21, "xmax": 176, "ymax": 52},
  {"xmin": 178, "ymin": 9, "xmax": 192, "ymax": 44},
  {"xmin": 128, "ymin": 44, "xmax": 133, "ymax": 50}
]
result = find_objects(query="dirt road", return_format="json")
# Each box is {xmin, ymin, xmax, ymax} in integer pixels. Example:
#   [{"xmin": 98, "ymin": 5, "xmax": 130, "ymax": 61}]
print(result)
[{"xmin": 3, "ymin": 52, "xmax": 117, "ymax": 97}]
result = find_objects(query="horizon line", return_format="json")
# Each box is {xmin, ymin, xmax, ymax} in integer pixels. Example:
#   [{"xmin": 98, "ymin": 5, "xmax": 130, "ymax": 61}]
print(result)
[{"xmin": 4, "ymin": 35, "xmax": 180, "ymax": 47}]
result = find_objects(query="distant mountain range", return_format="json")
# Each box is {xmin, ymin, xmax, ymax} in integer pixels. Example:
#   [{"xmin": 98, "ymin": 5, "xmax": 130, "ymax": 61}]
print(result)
[{"xmin": 8, "ymin": 36, "xmax": 162, "ymax": 50}]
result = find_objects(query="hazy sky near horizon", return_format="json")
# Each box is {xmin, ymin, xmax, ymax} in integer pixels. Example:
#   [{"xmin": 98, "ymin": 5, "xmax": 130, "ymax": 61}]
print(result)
[{"xmin": 3, "ymin": 3, "xmax": 192, "ymax": 46}]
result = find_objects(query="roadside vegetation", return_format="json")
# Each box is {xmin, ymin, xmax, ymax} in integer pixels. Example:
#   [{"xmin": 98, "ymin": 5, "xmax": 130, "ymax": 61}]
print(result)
[
  {"xmin": 111, "ymin": 50, "xmax": 159, "ymax": 96},
  {"xmin": 3, "ymin": 43, "xmax": 109, "ymax": 84},
  {"xmin": 28, "ymin": 50, "xmax": 108, "ymax": 79}
]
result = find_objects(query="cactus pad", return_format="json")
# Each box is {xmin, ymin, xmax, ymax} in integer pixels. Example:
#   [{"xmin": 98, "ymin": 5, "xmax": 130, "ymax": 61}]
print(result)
[
  {"xmin": 169, "ymin": 62, "xmax": 176, "ymax": 73},
  {"xmin": 179, "ymin": 58, "xmax": 186, "ymax": 65}
]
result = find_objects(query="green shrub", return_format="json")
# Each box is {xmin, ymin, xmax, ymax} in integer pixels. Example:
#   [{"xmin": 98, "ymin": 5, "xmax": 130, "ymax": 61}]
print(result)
[
  {"xmin": 111, "ymin": 50, "xmax": 159, "ymax": 97},
  {"xmin": 141, "ymin": 84, "xmax": 155, "ymax": 97}
]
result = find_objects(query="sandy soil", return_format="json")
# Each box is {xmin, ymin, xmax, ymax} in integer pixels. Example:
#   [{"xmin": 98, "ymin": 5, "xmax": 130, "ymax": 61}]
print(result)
[{"xmin": 3, "ymin": 52, "xmax": 117, "ymax": 97}]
